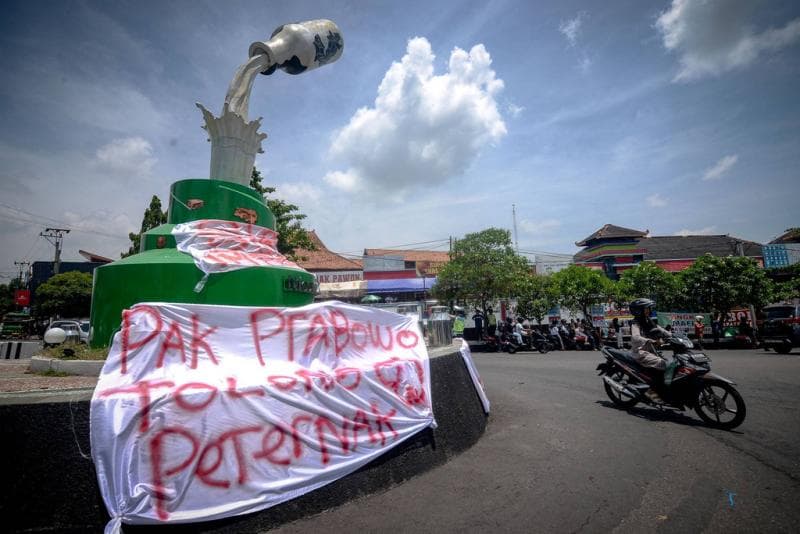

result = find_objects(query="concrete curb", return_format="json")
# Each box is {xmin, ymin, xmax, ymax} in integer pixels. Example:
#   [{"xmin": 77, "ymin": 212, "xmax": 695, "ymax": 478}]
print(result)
[
  {"xmin": 0, "ymin": 340, "xmax": 41, "ymax": 360},
  {"xmin": 28, "ymin": 355, "xmax": 105, "ymax": 377},
  {"xmin": 1, "ymin": 345, "xmax": 488, "ymax": 533}
]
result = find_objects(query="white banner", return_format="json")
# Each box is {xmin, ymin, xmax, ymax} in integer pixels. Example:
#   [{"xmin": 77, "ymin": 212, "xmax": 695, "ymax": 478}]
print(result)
[
  {"xmin": 172, "ymin": 220, "xmax": 303, "ymax": 279},
  {"xmin": 458, "ymin": 339, "xmax": 490, "ymax": 414},
  {"xmin": 90, "ymin": 301, "xmax": 434, "ymax": 532}
]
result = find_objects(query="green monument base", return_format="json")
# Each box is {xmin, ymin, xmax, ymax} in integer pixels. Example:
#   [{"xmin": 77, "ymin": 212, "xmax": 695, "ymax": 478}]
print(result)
[{"xmin": 89, "ymin": 179, "xmax": 315, "ymax": 348}]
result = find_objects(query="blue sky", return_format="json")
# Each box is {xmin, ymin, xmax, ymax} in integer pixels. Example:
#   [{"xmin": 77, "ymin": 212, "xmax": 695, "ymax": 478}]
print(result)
[{"xmin": 1, "ymin": 0, "xmax": 799, "ymax": 279}]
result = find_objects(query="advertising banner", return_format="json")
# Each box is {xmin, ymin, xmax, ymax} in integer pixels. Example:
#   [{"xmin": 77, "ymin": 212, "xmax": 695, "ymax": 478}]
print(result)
[
  {"xmin": 91, "ymin": 301, "xmax": 434, "ymax": 532},
  {"xmin": 657, "ymin": 312, "xmax": 711, "ymax": 336}
]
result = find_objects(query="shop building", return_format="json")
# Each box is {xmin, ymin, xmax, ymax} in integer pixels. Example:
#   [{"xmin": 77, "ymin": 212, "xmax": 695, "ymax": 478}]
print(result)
[
  {"xmin": 294, "ymin": 231, "xmax": 364, "ymax": 300},
  {"xmin": 573, "ymin": 224, "xmax": 763, "ymax": 280},
  {"xmin": 361, "ymin": 248, "xmax": 449, "ymax": 300}
]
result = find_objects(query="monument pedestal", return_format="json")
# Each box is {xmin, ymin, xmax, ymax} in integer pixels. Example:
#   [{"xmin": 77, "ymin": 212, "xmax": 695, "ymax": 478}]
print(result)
[{"xmin": 89, "ymin": 179, "xmax": 315, "ymax": 347}]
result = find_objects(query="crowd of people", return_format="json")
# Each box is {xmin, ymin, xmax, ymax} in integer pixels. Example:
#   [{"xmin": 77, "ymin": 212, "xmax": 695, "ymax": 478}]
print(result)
[{"xmin": 469, "ymin": 309, "xmax": 613, "ymax": 351}]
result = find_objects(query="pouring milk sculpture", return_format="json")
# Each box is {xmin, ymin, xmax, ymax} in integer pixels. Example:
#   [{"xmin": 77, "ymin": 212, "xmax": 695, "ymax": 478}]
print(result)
[{"xmin": 89, "ymin": 20, "xmax": 344, "ymax": 347}]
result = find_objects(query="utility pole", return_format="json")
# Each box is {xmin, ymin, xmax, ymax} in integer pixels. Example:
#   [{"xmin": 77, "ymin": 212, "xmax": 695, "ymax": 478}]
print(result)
[
  {"xmin": 735, "ymin": 239, "xmax": 759, "ymax": 338},
  {"xmin": 512, "ymin": 204, "xmax": 519, "ymax": 253},
  {"xmin": 13, "ymin": 261, "xmax": 30, "ymax": 286},
  {"xmin": 40, "ymin": 228, "xmax": 70, "ymax": 275}
]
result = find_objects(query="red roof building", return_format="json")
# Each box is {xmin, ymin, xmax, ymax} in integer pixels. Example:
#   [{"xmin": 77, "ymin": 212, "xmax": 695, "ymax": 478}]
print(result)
[{"xmin": 294, "ymin": 231, "xmax": 363, "ymax": 283}]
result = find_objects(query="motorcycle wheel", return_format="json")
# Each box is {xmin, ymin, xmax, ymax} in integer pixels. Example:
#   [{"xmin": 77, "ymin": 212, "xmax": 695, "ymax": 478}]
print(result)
[
  {"xmin": 694, "ymin": 380, "xmax": 746, "ymax": 430},
  {"xmin": 603, "ymin": 370, "xmax": 640, "ymax": 408},
  {"xmin": 538, "ymin": 342, "xmax": 552, "ymax": 354},
  {"xmin": 506, "ymin": 345, "xmax": 517, "ymax": 354}
]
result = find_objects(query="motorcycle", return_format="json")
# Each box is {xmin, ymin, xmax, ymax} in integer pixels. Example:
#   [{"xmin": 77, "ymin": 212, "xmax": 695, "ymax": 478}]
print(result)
[
  {"xmin": 483, "ymin": 331, "xmax": 519, "ymax": 354},
  {"xmin": 596, "ymin": 334, "xmax": 746, "ymax": 430},
  {"xmin": 523, "ymin": 330, "xmax": 555, "ymax": 353}
]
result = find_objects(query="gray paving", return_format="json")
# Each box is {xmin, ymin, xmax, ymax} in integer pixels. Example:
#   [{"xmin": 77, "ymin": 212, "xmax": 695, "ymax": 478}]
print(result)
[{"xmin": 273, "ymin": 348, "xmax": 800, "ymax": 533}]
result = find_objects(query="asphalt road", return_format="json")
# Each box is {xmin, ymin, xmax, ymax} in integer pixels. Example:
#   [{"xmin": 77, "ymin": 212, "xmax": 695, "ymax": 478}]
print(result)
[{"xmin": 273, "ymin": 348, "xmax": 800, "ymax": 533}]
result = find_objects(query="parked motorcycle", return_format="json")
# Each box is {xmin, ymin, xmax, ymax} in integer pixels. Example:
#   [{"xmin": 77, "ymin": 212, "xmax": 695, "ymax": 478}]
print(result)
[
  {"xmin": 596, "ymin": 334, "xmax": 746, "ymax": 430},
  {"xmin": 483, "ymin": 332, "xmax": 519, "ymax": 354},
  {"xmin": 523, "ymin": 330, "xmax": 555, "ymax": 353}
]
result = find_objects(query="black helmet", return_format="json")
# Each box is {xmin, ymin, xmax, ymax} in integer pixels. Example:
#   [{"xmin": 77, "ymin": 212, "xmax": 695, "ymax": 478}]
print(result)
[{"xmin": 629, "ymin": 298, "xmax": 655, "ymax": 319}]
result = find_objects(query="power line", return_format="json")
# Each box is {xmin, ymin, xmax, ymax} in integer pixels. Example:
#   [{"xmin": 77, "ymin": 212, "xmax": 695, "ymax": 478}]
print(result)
[
  {"xmin": 0, "ymin": 204, "xmax": 129, "ymax": 241},
  {"xmin": 338, "ymin": 238, "xmax": 450, "ymax": 256}
]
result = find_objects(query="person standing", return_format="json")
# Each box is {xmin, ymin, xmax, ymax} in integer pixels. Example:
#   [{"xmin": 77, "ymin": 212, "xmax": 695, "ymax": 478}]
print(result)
[
  {"xmin": 711, "ymin": 313, "xmax": 722, "ymax": 347},
  {"xmin": 694, "ymin": 315, "xmax": 705, "ymax": 350},
  {"xmin": 472, "ymin": 309, "xmax": 484, "ymax": 340},
  {"xmin": 550, "ymin": 321, "xmax": 564, "ymax": 350},
  {"xmin": 486, "ymin": 308, "xmax": 497, "ymax": 338},
  {"xmin": 611, "ymin": 317, "xmax": 622, "ymax": 348}
]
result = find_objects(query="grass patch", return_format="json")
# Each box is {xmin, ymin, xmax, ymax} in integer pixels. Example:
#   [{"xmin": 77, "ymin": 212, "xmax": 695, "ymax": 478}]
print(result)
[
  {"xmin": 41, "ymin": 344, "xmax": 108, "ymax": 361},
  {"xmin": 35, "ymin": 369, "xmax": 72, "ymax": 377}
]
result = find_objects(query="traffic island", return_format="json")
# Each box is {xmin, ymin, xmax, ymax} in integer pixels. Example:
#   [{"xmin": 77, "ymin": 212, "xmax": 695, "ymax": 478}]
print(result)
[{"xmin": 0, "ymin": 343, "xmax": 488, "ymax": 533}]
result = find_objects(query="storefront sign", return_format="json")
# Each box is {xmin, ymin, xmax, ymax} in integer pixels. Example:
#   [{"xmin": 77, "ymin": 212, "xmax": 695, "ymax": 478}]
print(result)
[{"xmin": 315, "ymin": 270, "xmax": 363, "ymax": 284}]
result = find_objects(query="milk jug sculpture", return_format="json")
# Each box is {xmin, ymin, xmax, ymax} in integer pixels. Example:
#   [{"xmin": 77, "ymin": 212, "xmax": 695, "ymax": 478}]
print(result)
[{"xmin": 89, "ymin": 20, "xmax": 344, "ymax": 347}]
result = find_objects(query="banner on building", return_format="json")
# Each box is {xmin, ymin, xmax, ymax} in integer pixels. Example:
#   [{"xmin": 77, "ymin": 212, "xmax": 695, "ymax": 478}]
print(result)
[
  {"xmin": 657, "ymin": 312, "xmax": 711, "ymax": 336},
  {"xmin": 91, "ymin": 301, "xmax": 434, "ymax": 532}
]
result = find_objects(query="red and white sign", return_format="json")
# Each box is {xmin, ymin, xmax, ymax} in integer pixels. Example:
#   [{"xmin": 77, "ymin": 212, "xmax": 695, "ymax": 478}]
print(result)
[
  {"xmin": 172, "ymin": 220, "xmax": 303, "ymax": 277},
  {"xmin": 14, "ymin": 289, "xmax": 30, "ymax": 307},
  {"xmin": 91, "ymin": 301, "xmax": 434, "ymax": 532}
]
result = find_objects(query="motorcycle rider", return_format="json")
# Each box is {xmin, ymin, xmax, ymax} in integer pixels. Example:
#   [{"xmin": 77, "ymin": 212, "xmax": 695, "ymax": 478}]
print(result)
[{"xmin": 629, "ymin": 298, "xmax": 678, "ymax": 398}]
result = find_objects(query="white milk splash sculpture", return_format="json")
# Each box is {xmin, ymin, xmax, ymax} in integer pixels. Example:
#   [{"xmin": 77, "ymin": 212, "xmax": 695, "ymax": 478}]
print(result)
[{"xmin": 197, "ymin": 20, "xmax": 344, "ymax": 185}]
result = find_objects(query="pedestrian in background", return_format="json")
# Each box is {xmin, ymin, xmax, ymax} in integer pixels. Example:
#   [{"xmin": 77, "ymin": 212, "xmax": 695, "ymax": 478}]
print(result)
[
  {"xmin": 486, "ymin": 308, "xmax": 497, "ymax": 338},
  {"xmin": 712, "ymin": 313, "xmax": 722, "ymax": 347},
  {"xmin": 472, "ymin": 309, "xmax": 484, "ymax": 340},
  {"xmin": 612, "ymin": 317, "xmax": 622, "ymax": 349},
  {"xmin": 694, "ymin": 315, "xmax": 705, "ymax": 350}
]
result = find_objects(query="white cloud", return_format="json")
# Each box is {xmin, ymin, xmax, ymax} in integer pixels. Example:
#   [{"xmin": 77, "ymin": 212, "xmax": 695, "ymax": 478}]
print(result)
[
  {"xmin": 559, "ymin": 12, "xmax": 587, "ymax": 47},
  {"xmin": 62, "ymin": 209, "xmax": 135, "ymax": 240},
  {"xmin": 323, "ymin": 170, "xmax": 361, "ymax": 192},
  {"xmin": 656, "ymin": 0, "xmax": 800, "ymax": 81},
  {"xmin": 675, "ymin": 226, "xmax": 717, "ymax": 236},
  {"xmin": 519, "ymin": 218, "xmax": 561, "ymax": 235},
  {"xmin": 507, "ymin": 103, "xmax": 525, "ymax": 118},
  {"xmin": 702, "ymin": 154, "xmax": 738, "ymax": 181},
  {"xmin": 326, "ymin": 37, "xmax": 506, "ymax": 194},
  {"xmin": 94, "ymin": 137, "xmax": 156, "ymax": 177},
  {"xmin": 646, "ymin": 193, "xmax": 668, "ymax": 207},
  {"xmin": 577, "ymin": 55, "xmax": 592, "ymax": 73},
  {"xmin": 276, "ymin": 182, "xmax": 323, "ymax": 207}
]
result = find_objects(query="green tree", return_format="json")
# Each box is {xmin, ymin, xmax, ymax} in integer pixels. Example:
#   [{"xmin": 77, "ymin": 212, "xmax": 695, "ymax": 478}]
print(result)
[
  {"xmin": 550, "ymin": 265, "xmax": 615, "ymax": 319},
  {"xmin": 514, "ymin": 273, "xmax": 558, "ymax": 324},
  {"xmin": 35, "ymin": 271, "xmax": 93, "ymax": 318},
  {"xmin": 122, "ymin": 195, "xmax": 167, "ymax": 257},
  {"xmin": 250, "ymin": 167, "xmax": 315, "ymax": 259},
  {"xmin": 770, "ymin": 263, "xmax": 800, "ymax": 301},
  {"xmin": 617, "ymin": 261, "xmax": 682, "ymax": 310},
  {"xmin": 680, "ymin": 254, "xmax": 774, "ymax": 315},
  {"xmin": 432, "ymin": 228, "xmax": 530, "ymax": 311}
]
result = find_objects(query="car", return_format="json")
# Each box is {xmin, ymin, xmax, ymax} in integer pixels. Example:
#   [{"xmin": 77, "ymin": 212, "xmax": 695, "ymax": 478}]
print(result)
[
  {"xmin": 47, "ymin": 320, "xmax": 84, "ymax": 344},
  {"xmin": 79, "ymin": 320, "xmax": 90, "ymax": 344},
  {"xmin": 761, "ymin": 302, "xmax": 800, "ymax": 354}
]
